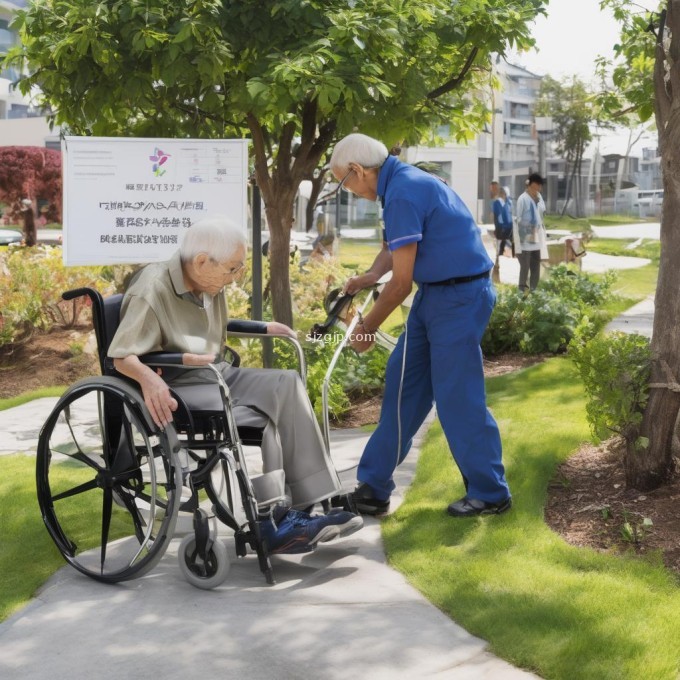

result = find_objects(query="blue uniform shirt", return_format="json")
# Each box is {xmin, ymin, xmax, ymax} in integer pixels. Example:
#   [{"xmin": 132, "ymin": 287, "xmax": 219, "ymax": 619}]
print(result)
[{"xmin": 377, "ymin": 155, "xmax": 492, "ymax": 283}]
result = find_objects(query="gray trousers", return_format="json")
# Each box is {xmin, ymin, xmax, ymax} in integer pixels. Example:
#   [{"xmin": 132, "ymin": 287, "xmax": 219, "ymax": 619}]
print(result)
[
  {"xmin": 517, "ymin": 250, "xmax": 542, "ymax": 292},
  {"xmin": 170, "ymin": 366, "xmax": 342, "ymax": 509}
]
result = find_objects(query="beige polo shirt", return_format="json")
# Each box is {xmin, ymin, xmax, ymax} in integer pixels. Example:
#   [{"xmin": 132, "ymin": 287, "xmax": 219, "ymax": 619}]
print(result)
[{"xmin": 108, "ymin": 250, "xmax": 228, "ymax": 359}]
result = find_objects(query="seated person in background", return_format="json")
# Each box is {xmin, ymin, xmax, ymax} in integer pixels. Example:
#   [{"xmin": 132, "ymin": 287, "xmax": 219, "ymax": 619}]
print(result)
[{"xmin": 108, "ymin": 216, "xmax": 362, "ymax": 554}]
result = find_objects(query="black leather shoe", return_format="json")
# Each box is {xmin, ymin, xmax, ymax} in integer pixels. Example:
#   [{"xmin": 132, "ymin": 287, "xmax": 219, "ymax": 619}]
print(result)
[
  {"xmin": 352, "ymin": 483, "xmax": 390, "ymax": 516},
  {"xmin": 447, "ymin": 496, "xmax": 512, "ymax": 517}
]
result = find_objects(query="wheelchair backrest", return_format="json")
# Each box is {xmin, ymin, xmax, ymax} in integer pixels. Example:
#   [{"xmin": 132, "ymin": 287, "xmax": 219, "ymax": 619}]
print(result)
[{"xmin": 62, "ymin": 287, "xmax": 123, "ymax": 375}]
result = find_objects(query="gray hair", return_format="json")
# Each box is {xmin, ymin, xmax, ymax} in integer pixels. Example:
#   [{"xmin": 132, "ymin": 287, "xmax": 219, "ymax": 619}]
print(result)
[
  {"xmin": 330, "ymin": 133, "xmax": 389, "ymax": 171},
  {"xmin": 180, "ymin": 215, "xmax": 247, "ymax": 263}
]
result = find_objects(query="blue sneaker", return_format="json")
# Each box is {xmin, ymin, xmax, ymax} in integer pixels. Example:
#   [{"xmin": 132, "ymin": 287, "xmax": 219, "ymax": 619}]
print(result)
[
  {"xmin": 288, "ymin": 508, "xmax": 363, "ymax": 543},
  {"xmin": 259, "ymin": 509, "xmax": 363, "ymax": 555}
]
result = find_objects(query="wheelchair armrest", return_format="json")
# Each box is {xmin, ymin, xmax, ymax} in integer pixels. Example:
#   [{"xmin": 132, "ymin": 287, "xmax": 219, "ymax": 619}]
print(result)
[
  {"xmin": 226, "ymin": 329, "xmax": 307, "ymax": 386},
  {"xmin": 227, "ymin": 319, "xmax": 268, "ymax": 334},
  {"xmin": 138, "ymin": 352, "xmax": 187, "ymax": 366}
]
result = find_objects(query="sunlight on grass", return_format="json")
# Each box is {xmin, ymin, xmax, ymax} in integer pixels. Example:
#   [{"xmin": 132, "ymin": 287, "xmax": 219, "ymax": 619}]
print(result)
[
  {"xmin": 610, "ymin": 263, "xmax": 658, "ymax": 302},
  {"xmin": 383, "ymin": 359, "xmax": 680, "ymax": 680},
  {"xmin": 0, "ymin": 455, "xmax": 78, "ymax": 620},
  {"xmin": 0, "ymin": 455, "xmax": 129, "ymax": 621},
  {"xmin": 0, "ymin": 387, "xmax": 67, "ymax": 412}
]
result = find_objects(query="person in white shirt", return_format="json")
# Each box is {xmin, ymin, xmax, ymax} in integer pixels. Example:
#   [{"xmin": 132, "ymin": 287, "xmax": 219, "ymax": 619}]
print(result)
[{"xmin": 513, "ymin": 173, "xmax": 548, "ymax": 292}]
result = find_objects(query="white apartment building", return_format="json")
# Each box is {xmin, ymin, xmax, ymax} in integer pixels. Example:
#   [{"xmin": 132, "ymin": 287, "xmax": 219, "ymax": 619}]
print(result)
[{"xmin": 0, "ymin": 0, "xmax": 58, "ymax": 147}]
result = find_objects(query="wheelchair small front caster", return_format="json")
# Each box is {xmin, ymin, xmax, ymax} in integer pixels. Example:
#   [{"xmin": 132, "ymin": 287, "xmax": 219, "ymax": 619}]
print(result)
[{"xmin": 177, "ymin": 509, "xmax": 230, "ymax": 589}]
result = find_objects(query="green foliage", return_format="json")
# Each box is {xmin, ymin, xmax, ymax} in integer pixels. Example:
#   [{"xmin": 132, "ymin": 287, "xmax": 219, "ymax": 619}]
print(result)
[
  {"xmin": 620, "ymin": 510, "xmax": 654, "ymax": 546},
  {"xmin": 483, "ymin": 266, "xmax": 618, "ymax": 356},
  {"xmin": 0, "ymin": 246, "xmax": 111, "ymax": 347},
  {"xmin": 539, "ymin": 263, "xmax": 617, "ymax": 308},
  {"xmin": 273, "ymin": 326, "xmax": 389, "ymax": 421},
  {"xmin": 483, "ymin": 287, "xmax": 581, "ymax": 355},
  {"xmin": 535, "ymin": 75, "xmax": 594, "ymax": 216},
  {"xmin": 569, "ymin": 329, "xmax": 652, "ymax": 442},
  {"xmin": 595, "ymin": 1, "xmax": 661, "ymax": 124},
  {"xmin": 5, "ymin": 0, "xmax": 548, "ymax": 325},
  {"xmin": 6, "ymin": 0, "xmax": 548, "ymax": 144},
  {"xmin": 223, "ymin": 254, "xmax": 387, "ymax": 419}
]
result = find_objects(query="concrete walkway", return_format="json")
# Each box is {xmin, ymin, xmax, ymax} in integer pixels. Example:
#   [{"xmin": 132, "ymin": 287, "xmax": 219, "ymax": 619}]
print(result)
[{"xmin": 0, "ymin": 404, "xmax": 537, "ymax": 680}]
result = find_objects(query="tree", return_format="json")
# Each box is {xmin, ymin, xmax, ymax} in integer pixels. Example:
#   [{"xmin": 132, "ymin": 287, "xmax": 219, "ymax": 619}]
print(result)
[
  {"xmin": 597, "ymin": 0, "xmax": 679, "ymax": 491},
  {"xmin": 535, "ymin": 75, "xmax": 594, "ymax": 217},
  {"xmin": 7, "ymin": 0, "xmax": 546, "ymax": 327},
  {"xmin": 35, "ymin": 149, "xmax": 63, "ymax": 223},
  {"xmin": 0, "ymin": 146, "xmax": 61, "ymax": 224}
]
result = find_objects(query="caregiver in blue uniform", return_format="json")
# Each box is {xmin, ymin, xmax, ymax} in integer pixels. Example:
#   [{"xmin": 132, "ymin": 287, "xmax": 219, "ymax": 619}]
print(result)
[{"xmin": 330, "ymin": 133, "xmax": 511, "ymax": 518}]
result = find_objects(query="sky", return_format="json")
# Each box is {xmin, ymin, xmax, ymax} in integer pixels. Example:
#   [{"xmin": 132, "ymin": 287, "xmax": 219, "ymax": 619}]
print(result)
[
  {"xmin": 507, "ymin": 0, "xmax": 661, "ymax": 155},
  {"xmin": 508, "ymin": 0, "xmax": 660, "ymax": 81}
]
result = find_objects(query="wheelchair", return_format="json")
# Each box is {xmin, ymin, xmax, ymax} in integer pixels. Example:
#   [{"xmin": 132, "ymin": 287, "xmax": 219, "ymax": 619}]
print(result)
[{"xmin": 36, "ymin": 287, "xmax": 316, "ymax": 590}]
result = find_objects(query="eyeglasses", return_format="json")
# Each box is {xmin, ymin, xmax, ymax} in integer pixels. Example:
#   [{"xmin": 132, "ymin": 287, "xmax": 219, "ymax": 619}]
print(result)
[
  {"xmin": 211, "ymin": 259, "xmax": 246, "ymax": 277},
  {"xmin": 337, "ymin": 168, "xmax": 354, "ymax": 193}
]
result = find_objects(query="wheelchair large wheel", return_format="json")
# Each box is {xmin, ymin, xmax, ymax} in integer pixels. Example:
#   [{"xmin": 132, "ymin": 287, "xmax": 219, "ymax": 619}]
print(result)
[{"xmin": 36, "ymin": 378, "xmax": 182, "ymax": 583}]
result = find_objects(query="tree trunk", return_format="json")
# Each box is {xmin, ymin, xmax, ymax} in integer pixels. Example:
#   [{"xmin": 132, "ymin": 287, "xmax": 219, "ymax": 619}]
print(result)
[
  {"xmin": 305, "ymin": 170, "xmax": 327, "ymax": 232},
  {"xmin": 635, "ymin": 155, "xmax": 680, "ymax": 489},
  {"xmin": 264, "ymin": 197, "xmax": 295, "ymax": 327},
  {"xmin": 633, "ymin": 1, "xmax": 680, "ymax": 490},
  {"xmin": 22, "ymin": 207, "xmax": 37, "ymax": 247}
]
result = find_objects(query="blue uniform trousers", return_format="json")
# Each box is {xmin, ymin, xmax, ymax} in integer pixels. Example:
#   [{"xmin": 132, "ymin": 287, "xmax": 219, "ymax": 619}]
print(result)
[{"xmin": 357, "ymin": 277, "xmax": 510, "ymax": 503}]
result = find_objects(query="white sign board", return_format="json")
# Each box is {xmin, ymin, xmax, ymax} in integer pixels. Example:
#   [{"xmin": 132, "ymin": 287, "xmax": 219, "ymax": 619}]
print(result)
[{"xmin": 62, "ymin": 136, "xmax": 249, "ymax": 265}]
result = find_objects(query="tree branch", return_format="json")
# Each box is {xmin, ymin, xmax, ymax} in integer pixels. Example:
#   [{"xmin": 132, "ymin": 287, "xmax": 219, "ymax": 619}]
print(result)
[
  {"xmin": 654, "ymin": 8, "xmax": 672, "ymax": 135},
  {"xmin": 171, "ymin": 101, "xmax": 243, "ymax": 131},
  {"xmin": 426, "ymin": 47, "xmax": 479, "ymax": 100},
  {"xmin": 296, "ymin": 98, "xmax": 318, "ymax": 160},
  {"xmin": 275, "ymin": 120, "xmax": 296, "ymax": 185}
]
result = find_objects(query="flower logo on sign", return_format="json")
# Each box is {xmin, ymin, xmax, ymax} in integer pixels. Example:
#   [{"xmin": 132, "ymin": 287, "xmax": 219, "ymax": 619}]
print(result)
[{"xmin": 149, "ymin": 147, "xmax": 171, "ymax": 177}]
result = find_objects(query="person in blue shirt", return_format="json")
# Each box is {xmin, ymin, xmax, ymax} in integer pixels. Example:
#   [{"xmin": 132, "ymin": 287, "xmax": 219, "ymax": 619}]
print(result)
[
  {"xmin": 492, "ymin": 186, "xmax": 514, "ymax": 257},
  {"xmin": 330, "ymin": 133, "xmax": 511, "ymax": 518}
]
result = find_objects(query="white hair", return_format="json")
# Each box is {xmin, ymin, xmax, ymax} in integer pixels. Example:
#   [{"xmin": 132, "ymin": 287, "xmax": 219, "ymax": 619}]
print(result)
[
  {"xmin": 330, "ymin": 133, "xmax": 389, "ymax": 171},
  {"xmin": 180, "ymin": 215, "xmax": 247, "ymax": 263}
]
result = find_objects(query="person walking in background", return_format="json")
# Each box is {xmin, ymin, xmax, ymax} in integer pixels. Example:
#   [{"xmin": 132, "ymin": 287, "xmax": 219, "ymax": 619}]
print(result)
[
  {"xmin": 514, "ymin": 173, "xmax": 548, "ymax": 292},
  {"xmin": 330, "ymin": 133, "xmax": 511, "ymax": 519},
  {"xmin": 492, "ymin": 186, "xmax": 514, "ymax": 258},
  {"xmin": 488, "ymin": 180, "xmax": 500, "ymax": 223}
]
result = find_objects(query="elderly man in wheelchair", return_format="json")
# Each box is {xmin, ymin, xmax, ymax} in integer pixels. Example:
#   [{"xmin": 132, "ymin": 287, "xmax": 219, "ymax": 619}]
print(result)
[{"xmin": 108, "ymin": 217, "xmax": 362, "ymax": 552}]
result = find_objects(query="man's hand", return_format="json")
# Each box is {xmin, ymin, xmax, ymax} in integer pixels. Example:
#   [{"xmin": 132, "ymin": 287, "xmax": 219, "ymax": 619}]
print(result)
[
  {"xmin": 349, "ymin": 322, "xmax": 376, "ymax": 354},
  {"xmin": 342, "ymin": 272, "xmax": 379, "ymax": 296},
  {"xmin": 267, "ymin": 321, "xmax": 297, "ymax": 339},
  {"xmin": 139, "ymin": 370, "xmax": 178, "ymax": 429}
]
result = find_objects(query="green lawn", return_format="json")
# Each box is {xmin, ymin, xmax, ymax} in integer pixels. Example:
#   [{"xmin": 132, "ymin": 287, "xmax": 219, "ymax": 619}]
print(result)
[
  {"xmin": 586, "ymin": 238, "xmax": 660, "ymax": 261},
  {"xmin": 338, "ymin": 237, "xmax": 381, "ymax": 273},
  {"xmin": 0, "ymin": 455, "xmax": 88, "ymax": 620},
  {"xmin": 0, "ymin": 387, "xmax": 66, "ymax": 412},
  {"xmin": 383, "ymin": 359, "xmax": 680, "ymax": 680}
]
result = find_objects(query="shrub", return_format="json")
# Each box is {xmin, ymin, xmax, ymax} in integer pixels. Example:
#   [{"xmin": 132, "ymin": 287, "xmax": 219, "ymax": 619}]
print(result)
[
  {"xmin": 483, "ymin": 266, "xmax": 618, "ymax": 356},
  {"xmin": 222, "ymin": 254, "xmax": 387, "ymax": 420},
  {"xmin": 569, "ymin": 329, "xmax": 652, "ymax": 443},
  {"xmin": 0, "ymin": 246, "xmax": 111, "ymax": 348},
  {"xmin": 482, "ymin": 287, "xmax": 580, "ymax": 355},
  {"xmin": 539, "ymin": 264, "xmax": 616, "ymax": 308}
]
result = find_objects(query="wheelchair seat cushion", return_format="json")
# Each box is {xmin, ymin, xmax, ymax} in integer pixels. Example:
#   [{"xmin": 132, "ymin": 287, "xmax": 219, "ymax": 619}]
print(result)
[{"xmin": 171, "ymin": 383, "xmax": 268, "ymax": 428}]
